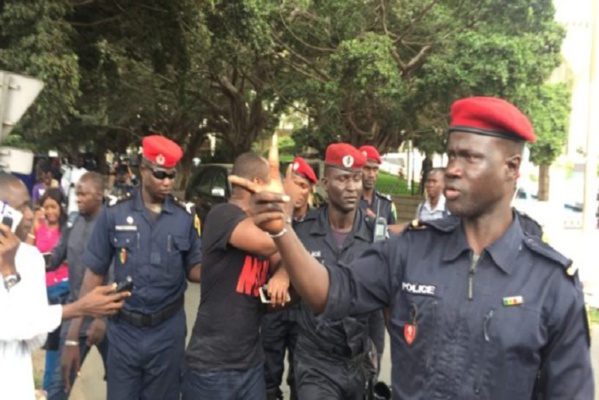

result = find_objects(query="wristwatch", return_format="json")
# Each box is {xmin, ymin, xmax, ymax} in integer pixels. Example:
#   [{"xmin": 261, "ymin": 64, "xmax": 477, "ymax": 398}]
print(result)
[{"xmin": 3, "ymin": 273, "xmax": 21, "ymax": 291}]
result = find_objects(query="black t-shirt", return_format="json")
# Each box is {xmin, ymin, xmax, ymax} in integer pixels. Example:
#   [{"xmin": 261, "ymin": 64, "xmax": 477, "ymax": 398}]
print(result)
[{"xmin": 185, "ymin": 203, "xmax": 270, "ymax": 370}]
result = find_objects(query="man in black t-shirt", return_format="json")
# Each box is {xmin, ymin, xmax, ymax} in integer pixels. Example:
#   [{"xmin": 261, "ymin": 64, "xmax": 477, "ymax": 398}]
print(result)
[{"xmin": 183, "ymin": 152, "xmax": 290, "ymax": 399}]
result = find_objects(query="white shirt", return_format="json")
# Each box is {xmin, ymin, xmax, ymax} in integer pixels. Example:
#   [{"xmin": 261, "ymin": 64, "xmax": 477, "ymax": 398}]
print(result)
[
  {"xmin": 416, "ymin": 195, "xmax": 448, "ymax": 221},
  {"xmin": 0, "ymin": 243, "xmax": 62, "ymax": 400},
  {"xmin": 61, "ymin": 166, "xmax": 88, "ymax": 215}
]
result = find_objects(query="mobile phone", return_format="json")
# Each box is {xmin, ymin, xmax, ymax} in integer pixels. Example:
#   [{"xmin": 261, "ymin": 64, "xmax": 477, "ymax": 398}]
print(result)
[
  {"xmin": 1, "ymin": 216, "xmax": 13, "ymax": 230},
  {"xmin": 259, "ymin": 285, "xmax": 291, "ymax": 304},
  {"xmin": 116, "ymin": 276, "xmax": 134, "ymax": 293},
  {"xmin": 0, "ymin": 203, "xmax": 23, "ymax": 233}
]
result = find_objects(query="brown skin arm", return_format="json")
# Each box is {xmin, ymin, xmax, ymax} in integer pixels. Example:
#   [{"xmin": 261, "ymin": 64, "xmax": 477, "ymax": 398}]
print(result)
[
  {"xmin": 388, "ymin": 222, "xmax": 409, "ymax": 236},
  {"xmin": 271, "ymin": 228, "xmax": 329, "ymax": 314},
  {"xmin": 65, "ymin": 269, "xmax": 105, "ymax": 340},
  {"xmin": 227, "ymin": 140, "xmax": 329, "ymax": 314},
  {"xmin": 61, "ymin": 284, "xmax": 128, "ymax": 320},
  {"xmin": 187, "ymin": 263, "xmax": 201, "ymax": 283},
  {"xmin": 229, "ymin": 217, "xmax": 278, "ymax": 257}
]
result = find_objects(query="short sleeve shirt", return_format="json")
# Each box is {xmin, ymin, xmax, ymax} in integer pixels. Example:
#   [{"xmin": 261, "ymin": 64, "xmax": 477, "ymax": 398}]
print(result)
[
  {"xmin": 82, "ymin": 189, "xmax": 202, "ymax": 314},
  {"xmin": 185, "ymin": 203, "xmax": 270, "ymax": 370}
]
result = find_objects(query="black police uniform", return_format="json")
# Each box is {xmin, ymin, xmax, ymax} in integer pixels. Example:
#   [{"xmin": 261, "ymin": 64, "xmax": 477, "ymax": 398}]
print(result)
[
  {"xmin": 293, "ymin": 206, "xmax": 383, "ymax": 400},
  {"xmin": 360, "ymin": 191, "xmax": 397, "ymax": 226},
  {"xmin": 323, "ymin": 215, "xmax": 593, "ymax": 399},
  {"xmin": 261, "ymin": 299, "xmax": 299, "ymax": 400},
  {"xmin": 260, "ymin": 210, "xmax": 315, "ymax": 400},
  {"xmin": 82, "ymin": 188, "xmax": 202, "ymax": 400}
]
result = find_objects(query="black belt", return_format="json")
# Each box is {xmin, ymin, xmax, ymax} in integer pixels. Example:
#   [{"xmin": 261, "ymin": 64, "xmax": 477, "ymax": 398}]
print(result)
[{"xmin": 119, "ymin": 297, "xmax": 184, "ymax": 328}]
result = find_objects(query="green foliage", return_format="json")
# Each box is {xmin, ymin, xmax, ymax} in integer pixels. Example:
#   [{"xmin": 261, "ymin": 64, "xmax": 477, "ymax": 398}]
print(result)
[
  {"xmin": 376, "ymin": 171, "xmax": 410, "ymax": 196},
  {"xmin": 0, "ymin": 0, "xmax": 80, "ymax": 141},
  {"xmin": 0, "ymin": 0, "xmax": 567, "ymax": 168},
  {"xmin": 523, "ymin": 83, "xmax": 571, "ymax": 166}
]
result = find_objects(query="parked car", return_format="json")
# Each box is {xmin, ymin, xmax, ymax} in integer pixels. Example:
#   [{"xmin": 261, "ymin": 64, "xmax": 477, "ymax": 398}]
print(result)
[{"xmin": 185, "ymin": 164, "xmax": 232, "ymax": 227}]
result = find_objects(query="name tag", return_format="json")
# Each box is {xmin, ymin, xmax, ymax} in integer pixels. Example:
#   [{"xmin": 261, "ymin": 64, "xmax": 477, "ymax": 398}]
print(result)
[
  {"xmin": 115, "ymin": 225, "xmax": 137, "ymax": 231},
  {"xmin": 402, "ymin": 281, "xmax": 436, "ymax": 296},
  {"xmin": 503, "ymin": 296, "xmax": 524, "ymax": 306}
]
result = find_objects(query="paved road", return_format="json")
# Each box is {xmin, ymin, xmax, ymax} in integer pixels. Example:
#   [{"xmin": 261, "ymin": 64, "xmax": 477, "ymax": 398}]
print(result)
[{"xmin": 69, "ymin": 282, "xmax": 598, "ymax": 399}]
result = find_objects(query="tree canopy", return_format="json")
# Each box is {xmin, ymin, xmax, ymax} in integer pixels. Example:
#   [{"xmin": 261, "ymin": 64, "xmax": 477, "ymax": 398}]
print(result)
[{"xmin": 0, "ymin": 0, "xmax": 568, "ymax": 166}]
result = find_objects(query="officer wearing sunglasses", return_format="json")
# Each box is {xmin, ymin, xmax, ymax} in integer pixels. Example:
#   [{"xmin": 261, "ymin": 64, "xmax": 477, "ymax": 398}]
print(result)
[{"xmin": 66, "ymin": 135, "xmax": 202, "ymax": 400}]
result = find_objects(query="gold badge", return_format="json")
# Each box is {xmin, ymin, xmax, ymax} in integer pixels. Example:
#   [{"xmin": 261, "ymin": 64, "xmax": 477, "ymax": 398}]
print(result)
[{"xmin": 194, "ymin": 214, "xmax": 202, "ymax": 238}]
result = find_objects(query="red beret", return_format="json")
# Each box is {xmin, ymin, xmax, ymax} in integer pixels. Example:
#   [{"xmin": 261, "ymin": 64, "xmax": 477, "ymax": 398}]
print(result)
[
  {"xmin": 325, "ymin": 143, "xmax": 366, "ymax": 171},
  {"xmin": 142, "ymin": 135, "xmax": 183, "ymax": 168},
  {"xmin": 292, "ymin": 157, "xmax": 318, "ymax": 184},
  {"xmin": 449, "ymin": 97, "xmax": 536, "ymax": 143},
  {"xmin": 358, "ymin": 145, "xmax": 382, "ymax": 164}
]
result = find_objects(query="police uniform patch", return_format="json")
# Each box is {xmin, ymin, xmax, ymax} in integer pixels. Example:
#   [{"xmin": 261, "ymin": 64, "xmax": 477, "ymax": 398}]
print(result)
[{"xmin": 107, "ymin": 192, "xmax": 132, "ymax": 207}]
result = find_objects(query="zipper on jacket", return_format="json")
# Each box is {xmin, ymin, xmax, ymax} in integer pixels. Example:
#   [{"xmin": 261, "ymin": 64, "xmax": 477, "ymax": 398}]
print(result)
[
  {"xmin": 474, "ymin": 309, "xmax": 495, "ymax": 394},
  {"xmin": 468, "ymin": 254, "xmax": 480, "ymax": 300}
]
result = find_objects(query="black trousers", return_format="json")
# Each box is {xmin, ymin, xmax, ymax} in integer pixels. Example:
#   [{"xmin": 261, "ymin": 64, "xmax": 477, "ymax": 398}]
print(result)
[{"xmin": 261, "ymin": 309, "xmax": 299, "ymax": 400}]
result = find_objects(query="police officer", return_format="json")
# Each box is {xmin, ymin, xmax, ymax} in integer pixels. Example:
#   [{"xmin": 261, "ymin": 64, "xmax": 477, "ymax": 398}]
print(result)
[
  {"xmin": 290, "ymin": 144, "xmax": 380, "ymax": 400},
  {"xmin": 358, "ymin": 145, "xmax": 397, "ymax": 227},
  {"xmin": 63, "ymin": 135, "xmax": 202, "ymax": 400},
  {"xmin": 261, "ymin": 157, "xmax": 318, "ymax": 400},
  {"xmin": 232, "ymin": 97, "xmax": 594, "ymax": 399},
  {"xmin": 110, "ymin": 163, "xmax": 135, "ymax": 198}
]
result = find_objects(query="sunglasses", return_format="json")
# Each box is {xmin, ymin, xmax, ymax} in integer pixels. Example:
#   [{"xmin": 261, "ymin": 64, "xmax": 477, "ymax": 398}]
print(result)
[{"xmin": 149, "ymin": 169, "xmax": 177, "ymax": 180}]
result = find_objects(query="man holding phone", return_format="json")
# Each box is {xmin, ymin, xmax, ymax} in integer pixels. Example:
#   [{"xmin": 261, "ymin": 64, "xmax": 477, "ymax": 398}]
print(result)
[{"xmin": 0, "ymin": 172, "xmax": 129, "ymax": 400}]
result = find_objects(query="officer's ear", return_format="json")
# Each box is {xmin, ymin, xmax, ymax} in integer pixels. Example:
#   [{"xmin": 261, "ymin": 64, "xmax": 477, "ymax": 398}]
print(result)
[{"xmin": 505, "ymin": 154, "xmax": 521, "ymax": 182}]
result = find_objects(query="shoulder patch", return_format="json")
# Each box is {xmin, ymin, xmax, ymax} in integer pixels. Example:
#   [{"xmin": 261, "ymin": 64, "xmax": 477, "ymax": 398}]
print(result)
[
  {"xmin": 514, "ymin": 209, "xmax": 544, "ymax": 239},
  {"xmin": 418, "ymin": 215, "xmax": 461, "ymax": 233},
  {"xmin": 522, "ymin": 236, "xmax": 574, "ymax": 277},
  {"xmin": 377, "ymin": 192, "xmax": 393, "ymax": 202},
  {"xmin": 106, "ymin": 193, "xmax": 132, "ymax": 207},
  {"xmin": 172, "ymin": 197, "xmax": 195, "ymax": 214}
]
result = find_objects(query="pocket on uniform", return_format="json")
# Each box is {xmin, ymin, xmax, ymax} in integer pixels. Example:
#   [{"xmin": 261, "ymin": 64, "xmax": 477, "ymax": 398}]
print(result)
[
  {"xmin": 158, "ymin": 235, "xmax": 188, "ymax": 283},
  {"xmin": 110, "ymin": 232, "xmax": 137, "ymax": 249}
]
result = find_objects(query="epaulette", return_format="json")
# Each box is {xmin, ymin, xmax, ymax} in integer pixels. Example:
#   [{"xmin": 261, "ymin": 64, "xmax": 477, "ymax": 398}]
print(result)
[
  {"xmin": 514, "ymin": 209, "xmax": 544, "ymax": 239},
  {"xmin": 377, "ymin": 192, "xmax": 393, "ymax": 202},
  {"xmin": 172, "ymin": 197, "xmax": 195, "ymax": 215},
  {"xmin": 414, "ymin": 215, "xmax": 461, "ymax": 233},
  {"xmin": 106, "ymin": 192, "xmax": 133, "ymax": 207},
  {"xmin": 522, "ymin": 235, "xmax": 575, "ymax": 278}
]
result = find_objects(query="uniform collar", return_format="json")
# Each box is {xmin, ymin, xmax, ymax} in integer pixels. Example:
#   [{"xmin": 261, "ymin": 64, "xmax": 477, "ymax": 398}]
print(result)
[
  {"xmin": 132, "ymin": 187, "xmax": 174, "ymax": 214},
  {"xmin": 442, "ymin": 214, "xmax": 523, "ymax": 275},
  {"xmin": 310, "ymin": 205, "xmax": 371, "ymax": 242}
]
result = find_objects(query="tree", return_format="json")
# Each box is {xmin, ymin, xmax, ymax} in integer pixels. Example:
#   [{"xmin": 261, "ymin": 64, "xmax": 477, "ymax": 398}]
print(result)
[
  {"xmin": 0, "ymin": 0, "xmax": 80, "ymax": 146},
  {"xmin": 522, "ymin": 83, "xmax": 571, "ymax": 201},
  {"xmin": 278, "ymin": 0, "xmax": 565, "ymax": 156}
]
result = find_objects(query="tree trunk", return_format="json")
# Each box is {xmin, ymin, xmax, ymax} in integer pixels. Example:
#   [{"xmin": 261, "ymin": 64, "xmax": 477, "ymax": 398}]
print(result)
[{"xmin": 538, "ymin": 164, "xmax": 550, "ymax": 201}]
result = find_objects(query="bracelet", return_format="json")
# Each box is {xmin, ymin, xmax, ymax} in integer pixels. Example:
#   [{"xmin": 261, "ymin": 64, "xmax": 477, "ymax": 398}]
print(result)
[
  {"xmin": 64, "ymin": 340, "xmax": 79, "ymax": 347},
  {"xmin": 268, "ymin": 228, "xmax": 288, "ymax": 239}
]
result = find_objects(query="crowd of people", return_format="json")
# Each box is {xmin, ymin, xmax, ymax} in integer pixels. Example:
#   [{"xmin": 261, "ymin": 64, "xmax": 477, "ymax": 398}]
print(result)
[{"xmin": 0, "ymin": 96, "xmax": 593, "ymax": 400}]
